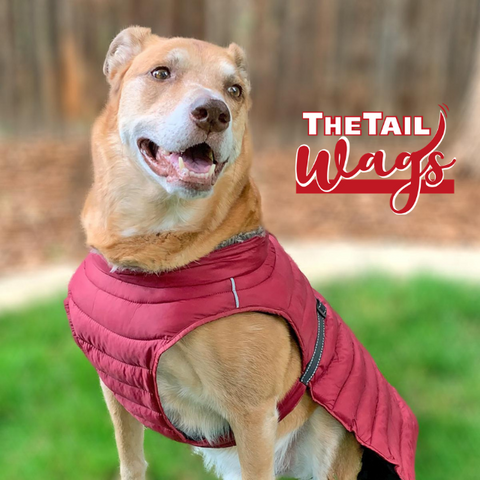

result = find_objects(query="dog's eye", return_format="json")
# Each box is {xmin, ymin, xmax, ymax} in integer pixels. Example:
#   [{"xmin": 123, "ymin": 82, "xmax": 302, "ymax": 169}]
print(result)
[
  {"xmin": 151, "ymin": 67, "xmax": 171, "ymax": 80},
  {"xmin": 227, "ymin": 85, "xmax": 242, "ymax": 98}
]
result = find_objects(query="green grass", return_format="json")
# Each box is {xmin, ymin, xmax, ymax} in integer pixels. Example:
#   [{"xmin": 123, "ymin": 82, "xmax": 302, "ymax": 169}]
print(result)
[{"xmin": 0, "ymin": 275, "xmax": 479, "ymax": 479}]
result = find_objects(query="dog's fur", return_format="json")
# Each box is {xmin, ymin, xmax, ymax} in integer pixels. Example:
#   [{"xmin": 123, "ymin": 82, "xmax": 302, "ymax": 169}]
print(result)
[{"xmin": 84, "ymin": 27, "xmax": 364, "ymax": 480}]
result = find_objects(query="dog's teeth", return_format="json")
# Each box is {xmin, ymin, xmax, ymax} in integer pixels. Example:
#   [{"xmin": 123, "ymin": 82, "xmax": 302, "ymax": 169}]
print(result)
[
  {"xmin": 178, "ymin": 157, "xmax": 185, "ymax": 171},
  {"xmin": 159, "ymin": 148, "xmax": 171, "ymax": 156},
  {"xmin": 207, "ymin": 150, "xmax": 214, "ymax": 161},
  {"xmin": 208, "ymin": 164, "xmax": 215, "ymax": 176}
]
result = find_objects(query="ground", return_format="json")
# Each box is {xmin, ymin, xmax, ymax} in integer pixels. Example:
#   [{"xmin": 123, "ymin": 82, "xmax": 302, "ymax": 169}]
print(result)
[
  {"xmin": 1, "ymin": 275, "xmax": 479, "ymax": 479},
  {"xmin": 254, "ymin": 149, "xmax": 478, "ymax": 246},
  {"xmin": 0, "ymin": 141, "xmax": 478, "ymax": 273}
]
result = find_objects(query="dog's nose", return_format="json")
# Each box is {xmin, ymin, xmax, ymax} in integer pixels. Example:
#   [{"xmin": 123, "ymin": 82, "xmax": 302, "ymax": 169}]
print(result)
[{"xmin": 190, "ymin": 97, "xmax": 230, "ymax": 133}]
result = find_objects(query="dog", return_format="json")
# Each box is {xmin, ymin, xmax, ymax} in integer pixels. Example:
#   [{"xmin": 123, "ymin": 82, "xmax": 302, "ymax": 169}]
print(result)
[{"xmin": 66, "ymin": 26, "xmax": 416, "ymax": 480}]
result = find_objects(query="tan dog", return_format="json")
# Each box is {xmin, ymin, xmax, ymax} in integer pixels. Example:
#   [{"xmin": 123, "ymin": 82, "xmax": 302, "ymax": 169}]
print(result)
[{"xmin": 83, "ymin": 26, "xmax": 363, "ymax": 480}]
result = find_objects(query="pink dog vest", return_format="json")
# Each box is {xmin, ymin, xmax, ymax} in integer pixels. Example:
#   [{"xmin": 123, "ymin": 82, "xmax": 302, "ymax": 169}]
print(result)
[{"xmin": 65, "ymin": 233, "xmax": 417, "ymax": 480}]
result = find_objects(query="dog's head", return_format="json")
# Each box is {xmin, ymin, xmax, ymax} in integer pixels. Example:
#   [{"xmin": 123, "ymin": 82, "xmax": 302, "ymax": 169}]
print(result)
[{"xmin": 102, "ymin": 26, "xmax": 251, "ymax": 200}]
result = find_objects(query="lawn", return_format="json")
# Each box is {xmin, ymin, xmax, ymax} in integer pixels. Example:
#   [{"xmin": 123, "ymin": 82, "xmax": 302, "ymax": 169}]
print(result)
[{"xmin": 0, "ymin": 275, "xmax": 479, "ymax": 479}]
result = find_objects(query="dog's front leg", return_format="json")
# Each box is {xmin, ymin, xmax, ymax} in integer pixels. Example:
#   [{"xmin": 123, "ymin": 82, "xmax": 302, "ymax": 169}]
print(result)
[
  {"xmin": 228, "ymin": 399, "xmax": 278, "ymax": 480},
  {"xmin": 100, "ymin": 380, "xmax": 148, "ymax": 480}
]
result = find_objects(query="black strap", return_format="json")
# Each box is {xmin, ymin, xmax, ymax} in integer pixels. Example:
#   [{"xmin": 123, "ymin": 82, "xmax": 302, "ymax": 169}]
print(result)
[{"xmin": 300, "ymin": 299, "xmax": 326, "ymax": 385}]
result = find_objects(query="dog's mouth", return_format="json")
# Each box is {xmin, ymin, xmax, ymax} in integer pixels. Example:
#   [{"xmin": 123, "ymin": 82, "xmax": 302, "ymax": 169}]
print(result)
[{"xmin": 138, "ymin": 139, "xmax": 225, "ymax": 190}]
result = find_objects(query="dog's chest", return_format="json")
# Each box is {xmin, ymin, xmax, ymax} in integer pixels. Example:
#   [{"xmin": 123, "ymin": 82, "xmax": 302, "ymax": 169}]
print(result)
[{"xmin": 156, "ymin": 343, "xmax": 231, "ymax": 443}]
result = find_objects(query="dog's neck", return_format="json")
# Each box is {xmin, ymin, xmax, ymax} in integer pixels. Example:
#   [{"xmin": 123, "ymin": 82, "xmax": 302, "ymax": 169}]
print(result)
[
  {"xmin": 103, "ymin": 227, "xmax": 266, "ymax": 273},
  {"xmin": 85, "ymin": 180, "xmax": 262, "ymax": 272},
  {"xmin": 82, "ymin": 126, "xmax": 263, "ymax": 272}
]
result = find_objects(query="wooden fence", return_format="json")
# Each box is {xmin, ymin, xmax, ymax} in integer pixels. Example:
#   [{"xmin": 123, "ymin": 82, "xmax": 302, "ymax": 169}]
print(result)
[{"xmin": 1, "ymin": 0, "xmax": 480, "ymax": 142}]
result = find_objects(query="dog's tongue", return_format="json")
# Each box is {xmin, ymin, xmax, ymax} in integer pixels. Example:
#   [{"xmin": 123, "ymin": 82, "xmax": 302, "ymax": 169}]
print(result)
[
  {"xmin": 183, "ymin": 153, "xmax": 212, "ymax": 173},
  {"xmin": 175, "ymin": 144, "xmax": 214, "ymax": 174}
]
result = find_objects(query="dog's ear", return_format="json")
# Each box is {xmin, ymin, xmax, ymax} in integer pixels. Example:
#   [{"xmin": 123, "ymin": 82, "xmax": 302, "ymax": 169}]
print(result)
[
  {"xmin": 227, "ymin": 43, "xmax": 250, "ymax": 92},
  {"xmin": 228, "ymin": 43, "xmax": 248, "ymax": 74},
  {"xmin": 103, "ymin": 26, "xmax": 152, "ymax": 84}
]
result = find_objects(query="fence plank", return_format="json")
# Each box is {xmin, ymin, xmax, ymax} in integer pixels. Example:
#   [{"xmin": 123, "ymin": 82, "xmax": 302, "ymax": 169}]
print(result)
[{"xmin": 0, "ymin": 0, "xmax": 479, "ymax": 140}]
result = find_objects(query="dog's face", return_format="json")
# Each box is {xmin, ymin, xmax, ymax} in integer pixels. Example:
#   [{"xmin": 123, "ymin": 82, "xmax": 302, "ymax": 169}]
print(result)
[{"xmin": 104, "ymin": 27, "xmax": 251, "ymax": 200}]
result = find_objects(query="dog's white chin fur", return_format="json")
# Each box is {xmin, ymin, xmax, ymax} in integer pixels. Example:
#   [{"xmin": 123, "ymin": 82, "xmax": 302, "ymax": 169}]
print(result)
[{"xmin": 157, "ymin": 178, "xmax": 215, "ymax": 200}]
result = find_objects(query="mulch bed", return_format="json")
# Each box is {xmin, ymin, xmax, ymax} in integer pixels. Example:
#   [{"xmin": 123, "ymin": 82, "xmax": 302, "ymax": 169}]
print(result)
[
  {"xmin": 0, "ymin": 139, "xmax": 477, "ymax": 274},
  {"xmin": 253, "ymin": 148, "xmax": 478, "ymax": 247}
]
